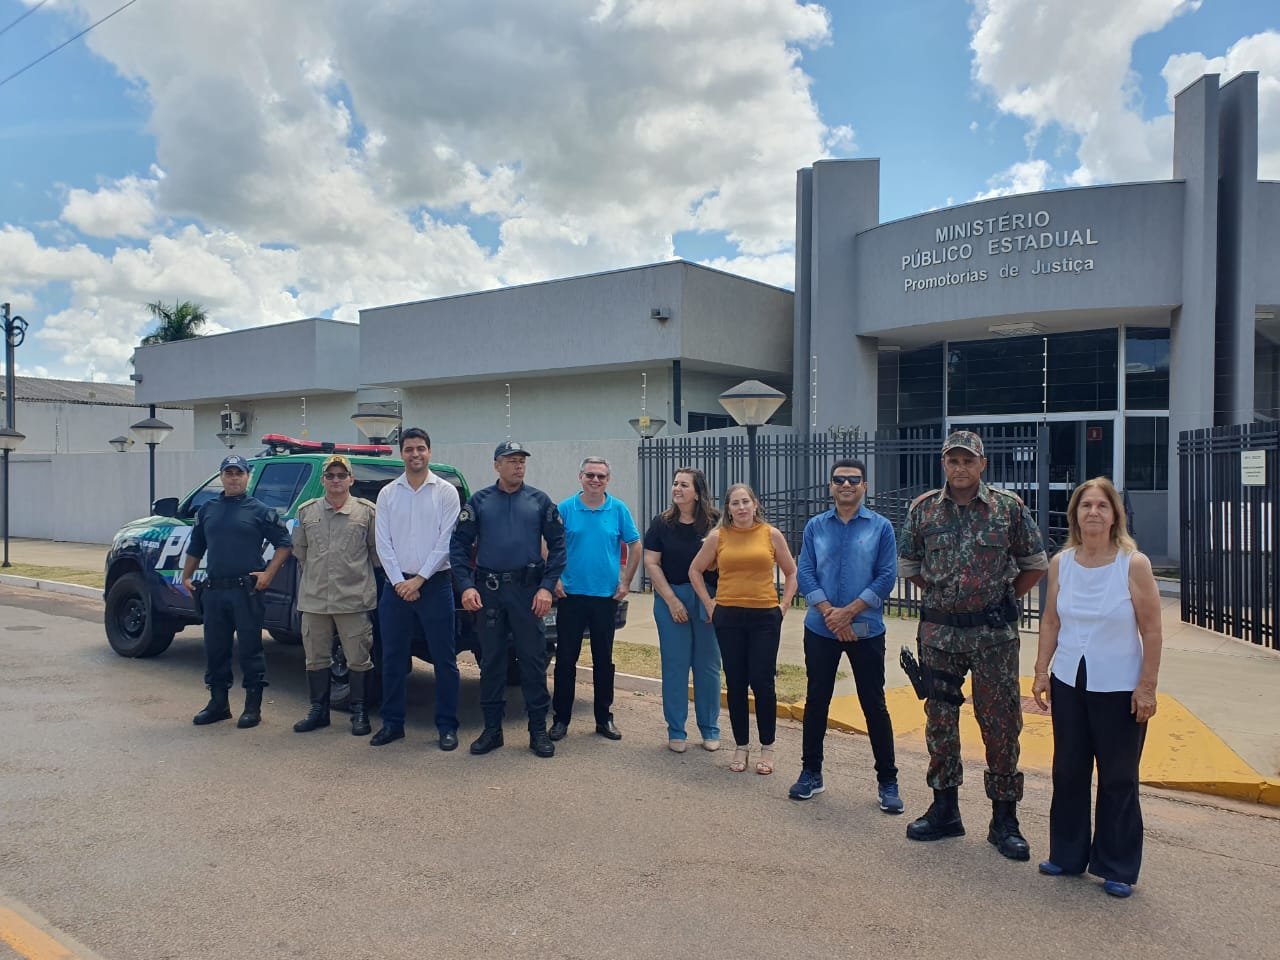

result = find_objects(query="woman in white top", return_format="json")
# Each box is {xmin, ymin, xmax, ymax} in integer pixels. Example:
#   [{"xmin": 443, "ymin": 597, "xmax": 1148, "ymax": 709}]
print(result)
[{"xmin": 1031, "ymin": 477, "xmax": 1163, "ymax": 899}]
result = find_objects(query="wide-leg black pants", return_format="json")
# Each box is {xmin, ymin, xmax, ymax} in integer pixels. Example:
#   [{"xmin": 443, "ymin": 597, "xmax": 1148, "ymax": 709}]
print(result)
[{"xmin": 1049, "ymin": 659, "xmax": 1148, "ymax": 884}]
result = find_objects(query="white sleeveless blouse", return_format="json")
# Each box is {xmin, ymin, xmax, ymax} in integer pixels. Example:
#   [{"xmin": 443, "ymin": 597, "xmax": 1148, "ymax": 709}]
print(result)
[{"xmin": 1052, "ymin": 548, "xmax": 1143, "ymax": 692}]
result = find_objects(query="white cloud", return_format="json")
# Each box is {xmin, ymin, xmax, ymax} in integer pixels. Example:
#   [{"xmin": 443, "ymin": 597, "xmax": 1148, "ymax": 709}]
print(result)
[
  {"xmin": 973, "ymin": 158, "xmax": 1051, "ymax": 200},
  {"xmin": 60, "ymin": 173, "xmax": 158, "ymax": 238},
  {"xmin": 970, "ymin": 3, "xmax": 1280, "ymax": 185},
  {"xmin": 2, "ymin": 0, "xmax": 844, "ymax": 380}
]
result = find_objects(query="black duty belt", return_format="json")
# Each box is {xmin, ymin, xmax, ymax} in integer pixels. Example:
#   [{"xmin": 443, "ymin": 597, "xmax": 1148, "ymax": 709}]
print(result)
[
  {"xmin": 205, "ymin": 575, "xmax": 256, "ymax": 590},
  {"xmin": 476, "ymin": 565, "xmax": 543, "ymax": 590},
  {"xmin": 921, "ymin": 598, "xmax": 1018, "ymax": 629}
]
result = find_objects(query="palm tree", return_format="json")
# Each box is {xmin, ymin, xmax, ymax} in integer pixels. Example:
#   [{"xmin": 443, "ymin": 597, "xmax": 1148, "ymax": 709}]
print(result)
[{"xmin": 140, "ymin": 300, "xmax": 208, "ymax": 345}]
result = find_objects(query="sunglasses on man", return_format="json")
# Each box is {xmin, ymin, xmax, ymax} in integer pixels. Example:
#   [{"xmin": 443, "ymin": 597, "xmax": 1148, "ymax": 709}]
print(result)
[{"xmin": 830, "ymin": 476, "xmax": 864, "ymax": 486}]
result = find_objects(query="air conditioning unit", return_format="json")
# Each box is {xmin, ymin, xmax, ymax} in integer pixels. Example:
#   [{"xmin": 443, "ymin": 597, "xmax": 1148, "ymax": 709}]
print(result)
[{"xmin": 220, "ymin": 409, "xmax": 248, "ymax": 434}]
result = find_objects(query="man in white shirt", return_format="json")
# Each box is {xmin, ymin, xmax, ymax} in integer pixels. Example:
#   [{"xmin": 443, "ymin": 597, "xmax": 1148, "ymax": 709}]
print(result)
[{"xmin": 372, "ymin": 427, "xmax": 462, "ymax": 751}]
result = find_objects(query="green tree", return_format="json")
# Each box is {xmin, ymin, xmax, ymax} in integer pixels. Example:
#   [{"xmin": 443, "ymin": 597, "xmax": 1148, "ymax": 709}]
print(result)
[{"xmin": 140, "ymin": 300, "xmax": 208, "ymax": 345}]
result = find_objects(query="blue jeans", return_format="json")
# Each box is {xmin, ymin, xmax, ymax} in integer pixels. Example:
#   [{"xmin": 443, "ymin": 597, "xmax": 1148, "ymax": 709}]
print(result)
[
  {"xmin": 377, "ymin": 571, "xmax": 459, "ymax": 733},
  {"xmin": 654, "ymin": 583, "xmax": 721, "ymax": 741}
]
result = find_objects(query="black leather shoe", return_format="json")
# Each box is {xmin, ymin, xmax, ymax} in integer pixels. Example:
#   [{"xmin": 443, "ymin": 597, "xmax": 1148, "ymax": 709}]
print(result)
[
  {"xmin": 470, "ymin": 727, "xmax": 504, "ymax": 755},
  {"xmin": 369, "ymin": 725, "xmax": 405, "ymax": 747},
  {"xmin": 348, "ymin": 671, "xmax": 371, "ymax": 736},
  {"xmin": 988, "ymin": 800, "xmax": 1031, "ymax": 861},
  {"xmin": 529, "ymin": 728, "xmax": 555, "ymax": 758},
  {"xmin": 906, "ymin": 787, "xmax": 965, "ymax": 841},
  {"xmin": 193, "ymin": 687, "xmax": 232, "ymax": 725},
  {"xmin": 548, "ymin": 720, "xmax": 568, "ymax": 741},
  {"xmin": 237, "ymin": 687, "xmax": 263, "ymax": 729},
  {"xmin": 439, "ymin": 730, "xmax": 459, "ymax": 752},
  {"xmin": 595, "ymin": 719, "xmax": 622, "ymax": 740}
]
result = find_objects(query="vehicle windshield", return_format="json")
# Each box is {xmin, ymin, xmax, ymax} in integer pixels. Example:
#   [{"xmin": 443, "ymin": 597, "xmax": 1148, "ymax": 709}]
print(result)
[{"xmin": 181, "ymin": 475, "xmax": 224, "ymax": 519}]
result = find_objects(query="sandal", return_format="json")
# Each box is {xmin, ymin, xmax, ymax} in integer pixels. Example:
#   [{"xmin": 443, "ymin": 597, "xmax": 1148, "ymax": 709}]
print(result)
[
  {"xmin": 755, "ymin": 745, "xmax": 775, "ymax": 776},
  {"xmin": 729, "ymin": 745, "xmax": 750, "ymax": 773}
]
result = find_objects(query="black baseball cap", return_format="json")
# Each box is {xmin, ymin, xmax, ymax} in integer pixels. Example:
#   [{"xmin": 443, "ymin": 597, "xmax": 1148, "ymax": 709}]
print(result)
[
  {"xmin": 220, "ymin": 454, "xmax": 250, "ymax": 472},
  {"xmin": 493, "ymin": 440, "xmax": 531, "ymax": 459}
]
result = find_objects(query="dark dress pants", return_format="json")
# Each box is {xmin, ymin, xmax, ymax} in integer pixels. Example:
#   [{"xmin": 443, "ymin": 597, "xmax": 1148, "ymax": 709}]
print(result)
[
  {"xmin": 713, "ymin": 605, "xmax": 782, "ymax": 747},
  {"xmin": 801, "ymin": 628, "xmax": 897, "ymax": 783},
  {"xmin": 377, "ymin": 571, "xmax": 458, "ymax": 733},
  {"xmin": 477, "ymin": 579, "xmax": 551, "ymax": 731},
  {"xmin": 1049, "ymin": 658, "xmax": 1148, "ymax": 884},
  {"xmin": 202, "ymin": 586, "xmax": 267, "ymax": 690},
  {"xmin": 552, "ymin": 594, "xmax": 618, "ymax": 726}
]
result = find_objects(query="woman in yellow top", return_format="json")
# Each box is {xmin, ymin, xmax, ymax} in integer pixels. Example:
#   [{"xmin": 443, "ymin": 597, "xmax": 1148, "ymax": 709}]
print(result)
[{"xmin": 689, "ymin": 483, "xmax": 797, "ymax": 775}]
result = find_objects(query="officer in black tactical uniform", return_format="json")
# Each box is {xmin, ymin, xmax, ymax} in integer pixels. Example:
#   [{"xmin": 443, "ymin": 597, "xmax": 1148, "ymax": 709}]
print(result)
[
  {"xmin": 182, "ymin": 454, "xmax": 293, "ymax": 728},
  {"xmin": 450, "ymin": 440, "xmax": 566, "ymax": 758}
]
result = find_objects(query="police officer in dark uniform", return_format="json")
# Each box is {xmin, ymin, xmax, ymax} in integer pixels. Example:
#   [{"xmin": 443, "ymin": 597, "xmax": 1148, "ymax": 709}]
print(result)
[
  {"xmin": 182, "ymin": 453, "xmax": 293, "ymax": 728},
  {"xmin": 450, "ymin": 440, "xmax": 566, "ymax": 758}
]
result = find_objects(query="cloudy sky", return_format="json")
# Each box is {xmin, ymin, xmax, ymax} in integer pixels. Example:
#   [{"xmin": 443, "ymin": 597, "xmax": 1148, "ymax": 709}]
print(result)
[{"xmin": 0, "ymin": 0, "xmax": 1276, "ymax": 381}]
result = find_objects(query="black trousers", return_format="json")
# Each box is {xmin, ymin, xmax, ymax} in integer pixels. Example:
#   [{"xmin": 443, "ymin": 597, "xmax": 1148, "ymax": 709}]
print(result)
[
  {"xmin": 801, "ymin": 628, "xmax": 897, "ymax": 783},
  {"xmin": 202, "ymin": 585, "xmax": 267, "ymax": 690},
  {"xmin": 1049, "ymin": 659, "xmax": 1148, "ymax": 884},
  {"xmin": 713, "ymin": 605, "xmax": 781, "ymax": 747},
  {"xmin": 552, "ymin": 594, "xmax": 618, "ymax": 725},
  {"xmin": 477, "ymin": 579, "xmax": 551, "ymax": 731}
]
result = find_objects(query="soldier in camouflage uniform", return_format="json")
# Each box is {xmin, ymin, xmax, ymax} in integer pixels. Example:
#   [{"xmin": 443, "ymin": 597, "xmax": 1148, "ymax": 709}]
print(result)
[{"xmin": 897, "ymin": 431, "xmax": 1048, "ymax": 860}]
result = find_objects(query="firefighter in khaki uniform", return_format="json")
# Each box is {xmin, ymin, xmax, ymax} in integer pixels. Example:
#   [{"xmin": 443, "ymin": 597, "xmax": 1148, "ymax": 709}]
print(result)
[
  {"xmin": 291, "ymin": 454, "xmax": 379, "ymax": 736},
  {"xmin": 897, "ymin": 431, "xmax": 1048, "ymax": 860}
]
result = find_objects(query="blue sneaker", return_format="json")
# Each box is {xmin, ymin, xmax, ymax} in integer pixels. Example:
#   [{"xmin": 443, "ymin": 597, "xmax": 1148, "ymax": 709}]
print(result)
[
  {"xmin": 788, "ymin": 769, "xmax": 825, "ymax": 800},
  {"xmin": 878, "ymin": 781, "xmax": 904, "ymax": 814},
  {"xmin": 1103, "ymin": 880, "xmax": 1133, "ymax": 898}
]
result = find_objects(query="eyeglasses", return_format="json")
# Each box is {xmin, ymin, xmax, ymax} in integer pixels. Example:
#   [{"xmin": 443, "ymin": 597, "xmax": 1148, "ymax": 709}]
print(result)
[
  {"xmin": 323, "ymin": 473, "xmax": 350, "ymax": 481},
  {"xmin": 830, "ymin": 476, "xmax": 864, "ymax": 486},
  {"xmin": 581, "ymin": 472, "xmax": 608, "ymax": 481}
]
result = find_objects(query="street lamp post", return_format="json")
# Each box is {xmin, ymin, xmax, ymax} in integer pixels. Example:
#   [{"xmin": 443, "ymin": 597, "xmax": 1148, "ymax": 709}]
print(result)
[
  {"xmin": 718, "ymin": 379, "xmax": 786, "ymax": 492},
  {"xmin": 1, "ymin": 303, "xmax": 28, "ymax": 568},
  {"xmin": 130, "ymin": 406, "xmax": 174, "ymax": 513}
]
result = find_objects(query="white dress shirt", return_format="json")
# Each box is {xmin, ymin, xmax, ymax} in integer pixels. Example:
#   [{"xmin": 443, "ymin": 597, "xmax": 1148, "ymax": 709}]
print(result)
[{"xmin": 375, "ymin": 469, "xmax": 460, "ymax": 585}]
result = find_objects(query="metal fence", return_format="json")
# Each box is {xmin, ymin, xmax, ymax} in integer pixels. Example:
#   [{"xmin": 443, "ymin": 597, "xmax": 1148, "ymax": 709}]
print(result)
[
  {"xmin": 637, "ymin": 425, "xmax": 1050, "ymax": 623},
  {"xmin": 1179, "ymin": 423, "xmax": 1279, "ymax": 650}
]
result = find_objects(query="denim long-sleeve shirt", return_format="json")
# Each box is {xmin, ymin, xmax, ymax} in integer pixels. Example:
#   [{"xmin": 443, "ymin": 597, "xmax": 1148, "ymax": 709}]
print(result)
[{"xmin": 797, "ymin": 504, "xmax": 897, "ymax": 640}]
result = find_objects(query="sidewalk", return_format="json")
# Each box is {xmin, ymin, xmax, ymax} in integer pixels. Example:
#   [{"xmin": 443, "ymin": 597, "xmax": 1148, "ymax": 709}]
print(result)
[{"xmin": 8, "ymin": 538, "xmax": 1280, "ymax": 805}]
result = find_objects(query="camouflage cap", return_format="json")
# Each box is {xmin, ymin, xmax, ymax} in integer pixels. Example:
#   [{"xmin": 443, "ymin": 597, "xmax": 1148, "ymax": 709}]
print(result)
[
  {"xmin": 942, "ymin": 430, "xmax": 984, "ymax": 457},
  {"xmin": 320, "ymin": 453, "xmax": 352, "ymax": 475}
]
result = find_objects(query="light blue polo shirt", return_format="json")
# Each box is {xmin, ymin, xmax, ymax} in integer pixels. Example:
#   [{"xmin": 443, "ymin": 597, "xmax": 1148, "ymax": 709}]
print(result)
[{"xmin": 558, "ymin": 492, "xmax": 641, "ymax": 598}]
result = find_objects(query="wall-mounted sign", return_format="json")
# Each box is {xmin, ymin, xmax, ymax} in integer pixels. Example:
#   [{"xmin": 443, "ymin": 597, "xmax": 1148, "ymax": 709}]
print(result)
[{"xmin": 1241, "ymin": 450, "xmax": 1266, "ymax": 487}]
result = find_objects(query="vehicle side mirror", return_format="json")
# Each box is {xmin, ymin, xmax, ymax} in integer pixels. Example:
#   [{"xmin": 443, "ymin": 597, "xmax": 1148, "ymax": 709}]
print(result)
[{"xmin": 152, "ymin": 497, "xmax": 179, "ymax": 518}]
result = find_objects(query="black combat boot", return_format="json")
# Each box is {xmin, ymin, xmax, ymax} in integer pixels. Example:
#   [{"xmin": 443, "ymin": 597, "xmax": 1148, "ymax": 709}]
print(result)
[
  {"xmin": 348, "ymin": 671, "xmax": 371, "ymax": 737},
  {"xmin": 988, "ymin": 800, "xmax": 1031, "ymax": 861},
  {"xmin": 470, "ymin": 727, "xmax": 505, "ymax": 755},
  {"xmin": 528, "ymin": 726, "xmax": 555, "ymax": 758},
  {"xmin": 905, "ymin": 787, "xmax": 965, "ymax": 841},
  {"xmin": 293, "ymin": 670, "xmax": 331, "ymax": 732},
  {"xmin": 193, "ymin": 686, "xmax": 232, "ymax": 725},
  {"xmin": 237, "ymin": 687, "xmax": 264, "ymax": 729}
]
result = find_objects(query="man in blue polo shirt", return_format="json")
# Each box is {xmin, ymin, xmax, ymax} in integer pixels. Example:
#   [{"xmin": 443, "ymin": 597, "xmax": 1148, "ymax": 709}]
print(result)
[
  {"xmin": 792, "ymin": 459, "xmax": 903, "ymax": 813},
  {"xmin": 550, "ymin": 456, "xmax": 642, "ymax": 742}
]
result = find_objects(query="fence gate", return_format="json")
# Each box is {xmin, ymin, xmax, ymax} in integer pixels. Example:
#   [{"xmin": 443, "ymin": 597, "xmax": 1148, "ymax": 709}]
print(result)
[
  {"xmin": 1179, "ymin": 423, "xmax": 1279, "ymax": 649},
  {"xmin": 637, "ymin": 425, "xmax": 1050, "ymax": 622}
]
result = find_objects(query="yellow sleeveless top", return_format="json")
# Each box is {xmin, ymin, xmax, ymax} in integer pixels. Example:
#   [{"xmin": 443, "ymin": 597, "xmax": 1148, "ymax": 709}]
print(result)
[{"xmin": 714, "ymin": 523, "xmax": 778, "ymax": 608}]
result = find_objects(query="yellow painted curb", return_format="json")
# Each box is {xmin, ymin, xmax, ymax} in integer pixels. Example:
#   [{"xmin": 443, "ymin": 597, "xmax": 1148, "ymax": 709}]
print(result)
[{"xmin": 786, "ymin": 677, "xmax": 1280, "ymax": 807}]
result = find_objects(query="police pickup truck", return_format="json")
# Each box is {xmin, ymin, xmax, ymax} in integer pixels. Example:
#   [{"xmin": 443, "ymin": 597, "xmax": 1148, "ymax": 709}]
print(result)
[{"xmin": 103, "ymin": 434, "xmax": 626, "ymax": 695}]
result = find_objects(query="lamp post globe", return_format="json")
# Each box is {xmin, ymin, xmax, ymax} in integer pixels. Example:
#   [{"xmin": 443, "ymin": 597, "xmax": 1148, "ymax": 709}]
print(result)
[
  {"xmin": 130, "ymin": 408, "xmax": 174, "ymax": 513},
  {"xmin": 718, "ymin": 380, "xmax": 786, "ymax": 493}
]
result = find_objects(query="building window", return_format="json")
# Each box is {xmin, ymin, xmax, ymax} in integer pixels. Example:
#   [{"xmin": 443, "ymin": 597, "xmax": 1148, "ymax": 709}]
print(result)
[
  {"xmin": 898, "ymin": 344, "xmax": 944, "ymax": 424},
  {"xmin": 1125, "ymin": 328, "xmax": 1170, "ymax": 410},
  {"xmin": 1046, "ymin": 330, "xmax": 1118, "ymax": 413},
  {"xmin": 687, "ymin": 411, "xmax": 732, "ymax": 433},
  {"xmin": 1124, "ymin": 416, "xmax": 1168, "ymax": 491},
  {"xmin": 1256, "ymin": 323, "xmax": 1280, "ymax": 421},
  {"xmin": 947, "ymin": 335, "xmax": 1045, "ymax": 416}
]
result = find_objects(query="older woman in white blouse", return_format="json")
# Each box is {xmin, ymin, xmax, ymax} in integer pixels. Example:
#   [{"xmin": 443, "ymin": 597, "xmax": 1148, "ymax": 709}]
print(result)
[{"xmin": 1031, "ymin": 477, "xmax": 1163, "ymax": 899}]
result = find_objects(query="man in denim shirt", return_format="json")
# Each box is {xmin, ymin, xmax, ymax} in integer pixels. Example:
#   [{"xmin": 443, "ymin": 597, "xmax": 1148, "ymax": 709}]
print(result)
[{"xmin": 791, "ymin": 459, "xmax": 902, "ymax": 812}]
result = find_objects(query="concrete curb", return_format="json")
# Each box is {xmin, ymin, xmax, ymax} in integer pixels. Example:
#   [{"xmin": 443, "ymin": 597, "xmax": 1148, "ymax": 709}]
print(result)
[{"xmin": 0, "ymin": 574, "xmax": 101, "ymax": 601}]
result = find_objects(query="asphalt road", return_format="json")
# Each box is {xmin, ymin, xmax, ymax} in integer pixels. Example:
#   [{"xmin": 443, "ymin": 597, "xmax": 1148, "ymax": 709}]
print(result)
[{"xmin": 1, "ymin": 585, "xmax": 1277, "ymax": 960}]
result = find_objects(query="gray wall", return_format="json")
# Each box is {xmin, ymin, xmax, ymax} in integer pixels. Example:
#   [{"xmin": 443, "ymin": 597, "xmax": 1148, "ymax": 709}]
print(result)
[
  {"xmin": 7, "ymin": 450, "xmax": 226, "ymax": 543},
  {"xmin": 191, "ymin": 393, "xmax": 359, "ymax": 450},
  {"xmin": 359, "ymin": 261, "xmax": 790, "ymax": 388},
  {"xmin": 1257, "ymin": 182, "xmax": 1280, "ymax": 304},
  {"xmin": 134, "ymin": 318, "xmax": 360, "ymax": 405},
  {"xmin": 13, "ymin": 401, "xmax": 193, "ymax": 454}
]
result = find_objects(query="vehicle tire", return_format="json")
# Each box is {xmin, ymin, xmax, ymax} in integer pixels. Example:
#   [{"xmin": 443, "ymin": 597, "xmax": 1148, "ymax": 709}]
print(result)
[
  {"xmin": 269, "ymin": 629, "xmax": 302, "ymax": 645},
  {"xmin": 104, "ymin": 572, "xmax": 177, "ymax": 658}
]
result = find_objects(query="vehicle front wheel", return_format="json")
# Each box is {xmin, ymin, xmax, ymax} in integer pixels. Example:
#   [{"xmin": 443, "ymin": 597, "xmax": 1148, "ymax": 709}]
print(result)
[{"xmin": 104, "ymin": 572, "xmax": 176, "ymax": 658}]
